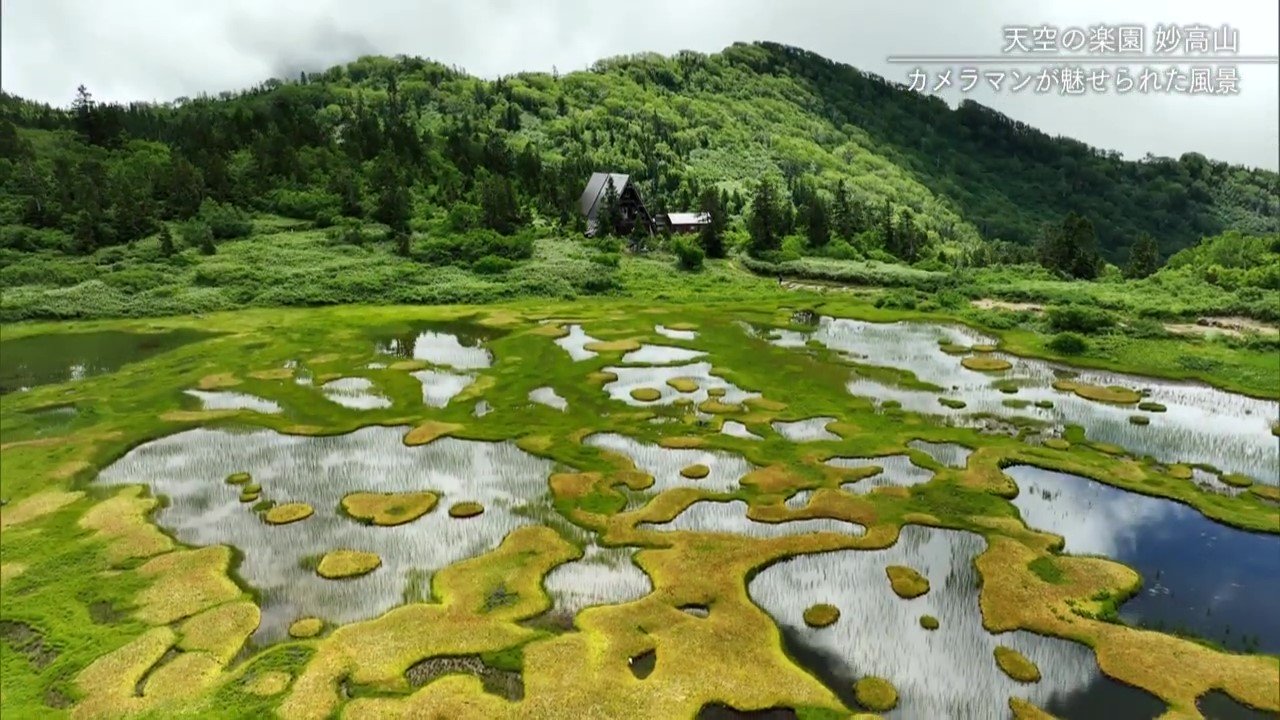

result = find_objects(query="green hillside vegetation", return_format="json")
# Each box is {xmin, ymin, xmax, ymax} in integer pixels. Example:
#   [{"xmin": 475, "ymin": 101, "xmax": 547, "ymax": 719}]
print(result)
[{"xmin": 0, "ymin": 42, "xmax": 1277, "ymax": 326}]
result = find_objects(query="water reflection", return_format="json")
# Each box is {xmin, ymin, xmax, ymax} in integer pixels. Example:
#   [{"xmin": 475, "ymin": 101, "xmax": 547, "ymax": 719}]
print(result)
[
  {"xmin": 827, "ymin": 455, "xmax": 934, "ymax": 494},
  {"xmin": 907, "ymin": 440, "xmax": 972, "ymax": 469},
  {"xmin": 95, "ymin": 426, "xmax": 555, "ymax": 642},
  {"xmin": 411, "ymin": 370, "xmax": 474, "ymax": 408},
  {"xmin": 0, "ymin": 329, "xmax": 210, "ymax": 394},
  {"xmin": 555, "ymin": 324, "xmax": 599, "ymax": 362},
  {"xmin": 655, "ymin": 324, "xmax": 698, "ymax": 341},
  {"xmin": 542, "ymin": 540, "xmax": 651, "ymax": 613},
  {"xmin": 639, "ymin": 499, "xmax": 864, "ymax": 537},
  {"xmin": 1007, "ymin": 466, "xmax": 1280, "ymax": 653},
  {"xmin": 749, "ymin": 526, "xmax": 1165, "ymax": 718},
  {"xmin": 602, "ymin": 363, "xmax": 759, "ymax": 407},
  {"xmin": 320, "ymin": 377, "xmax": 392, "ymax": 410},
  {"xmin": 529, "ymin": 387, "xmax": 568, "ymax": 411},
  {"xmin": 770, "ymin": 317, "xmax": 1278, "ymax": 482},
  {"xmin": 621, "ymin": 345, "xmax": 707, "ymax": 365},
  {"xmin": 376, "ymin": 326, "xmax": 492, "ymax": 369},
  {"xmin": 772, "ymin": 418, "xmax": 839, "ymax": 442},
  {"xmin": 722, "ymin": 421, "xmax": 763, "ymax": 440},
  {"xmin": 583, "ymin": 433, "xmax": 754, "ymax": 507},
  {"xmin": 183, "ymin": 389, "xmax": 282, "ymax": 414}
]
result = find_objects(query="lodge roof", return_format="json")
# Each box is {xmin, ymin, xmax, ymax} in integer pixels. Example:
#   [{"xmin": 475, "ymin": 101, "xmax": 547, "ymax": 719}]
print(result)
[{"xmin": 578, "ymin": 172, "xmax": 632, "ymax": 219}]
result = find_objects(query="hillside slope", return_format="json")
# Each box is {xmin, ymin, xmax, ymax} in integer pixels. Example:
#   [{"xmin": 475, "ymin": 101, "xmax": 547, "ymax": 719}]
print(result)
[{"xmin": 0, "ymin": 41, "xmax": 1275, "ymax": 265}]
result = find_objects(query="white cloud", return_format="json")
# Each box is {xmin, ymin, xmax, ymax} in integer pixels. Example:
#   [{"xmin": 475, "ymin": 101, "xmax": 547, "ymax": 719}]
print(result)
[{"xmin": 2, "ymin": 0, "xmax": 1275, "ymax": 168}]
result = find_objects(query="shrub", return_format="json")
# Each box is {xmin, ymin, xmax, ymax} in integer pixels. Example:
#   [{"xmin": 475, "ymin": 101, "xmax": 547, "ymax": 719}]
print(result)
[
  {"xmin": 472, "ymin": 255, "xmax": 515, "ymax": 275},
  {"xmin": 671, "ymin": 236, "xmax": 704, "ymax": 271},
  {"xmin": 874, "ymin": 289, "xmax": 918, "ymax": 310},
  {"xmin": 198, "ymin": 200, "xmax": 252, "ymax": 239},
  {"xmin": 1046, "ymin": 305, "xmax": 1115, "ymax": 334},
  {"xmin": 1047, "ymin": 332, "xmax": 1088, "ymax": 355},
  {"xmin": 267, "ymin": 188, "xmax": 338, "ymax": 221}
]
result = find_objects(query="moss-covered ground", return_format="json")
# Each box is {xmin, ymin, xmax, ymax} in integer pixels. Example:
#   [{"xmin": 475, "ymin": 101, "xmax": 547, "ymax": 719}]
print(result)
[{"xmin": 1, "ymin": 295, "xmax": 1277, "ymax": 718}]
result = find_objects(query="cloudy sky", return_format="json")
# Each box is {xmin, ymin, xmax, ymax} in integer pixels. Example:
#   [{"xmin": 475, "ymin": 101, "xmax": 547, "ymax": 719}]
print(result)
[{"xmin": 3, "ymin": 0, "xmax": 1277, "ymax": 169}]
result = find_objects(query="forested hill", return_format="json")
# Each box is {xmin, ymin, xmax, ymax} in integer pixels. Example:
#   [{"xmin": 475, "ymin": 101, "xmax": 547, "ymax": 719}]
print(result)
[{"xmin": 0, "ymin": 40, "xmax": 1275, "ymax": 265}]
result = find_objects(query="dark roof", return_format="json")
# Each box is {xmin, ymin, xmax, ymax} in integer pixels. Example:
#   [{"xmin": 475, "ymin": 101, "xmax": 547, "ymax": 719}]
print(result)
[{"xmin": 578, "ymin": 172, "xmax": 631, "ymax": 219}]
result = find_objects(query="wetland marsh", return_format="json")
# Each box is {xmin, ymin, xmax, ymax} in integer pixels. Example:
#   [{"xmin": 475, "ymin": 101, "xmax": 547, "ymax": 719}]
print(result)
[{"xmin": 1, "ymin": 299, "xmax": 1277, "ymax": 720}]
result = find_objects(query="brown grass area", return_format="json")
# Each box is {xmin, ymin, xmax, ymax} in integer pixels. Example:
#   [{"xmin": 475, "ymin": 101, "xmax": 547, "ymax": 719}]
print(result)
[
  {"xmin": 699, "ymin": 399, "xmax": 741, "ymax": 414},
  {"xmin": 585, "ymin": 339, "xmax": 642, "ymax": 353},
  {"xmin": 994, "ymin": 646, "xmax": 1041, "ymax": 683},
  {"xmin": 144, "ymin": 650, "xmax": 224, "ymax": 702},
  {"xmin": 248, "ymin": 368, "xmax": 294, "ymax": 380},
  {"xmin": 72, "ymin": 627, "xmax": 176, "ymax": 719},
  {"xmin": 744, "ymin": 397, "xmax": 788, "ymax": 412},
  {"xmin": 342, "ymin": 492, "xmax": 437, "ymax": 526},
  {"xmin": 680, "ymin": 464, "xmax": 710, "ymax": 479},
  {"xmin": 529, "ymin": 323, "xmax": 568, "ymax": 338},
  {"xmin": 448, "ymin": 501, "xmax": 485, "ymax": 519},
  {"xmin": 289, "ymin": 617, "xmax": 325, "ymax": 639},
  {"xmin": 245, "ymin": 670, "xmax": 292, "ymax": 696},
  {"xmin": 886, "ymin": 565, "xmax": 930, "ymax": 598},
  {"xmin": 1008, "ymin": 698, "xmax": 1057, "ymax": 719},
  {"xmin": 135, "ymin": 546, "xmax": 243, "ymax": 624},
  {"xmin": 178, "ymin": 601, "xmax": 260, "ymax": 662},
  {"xmin": 265, "ymin": 502, "xmax": 315, "ymax": 525},
  {"xmin": 586, "ymin": 370, "xmax": 618, "ymax": 385},
  {"xmin": 160, "ymin": 409, "xmax": 238, "ymax": 423},
  {"xmin": 403, "ymin": 421, "xmax": 464, "ymax": 446},
  {"xmin": 316, "ymin": 550, "xmax": 382, "ymax": 579},
  {"xmin": 279, "ymin": 527, "xmax": 575, "ymax": 720},
  {"xmin": 0, "ymin": 490, "xmax": 84, "ymax": 531},
  {"xmin": 549, "ymin": 472, "xmax": 598, "ymax": 500},
  {"xmin": 196, "ymin": 372, "xmax": 241, "ymax": 390},
  {"xmin": 961, "ymin": 356, "xmax": 1012, "ymax": 372},
  {"xmin": 666, "ymin": 377, "xmax": 699, "ymax": 392},
  {"xmin": 659, "ymin": 436, "xmax": 704, "ymax": 449},
  {"xmin": 0, "ymin": 562, "xmax": 27, "ymax": 583},
  {"xmin": 977, "ymin": 537, "xmax": 1280, "ymax": 714},
  {"xmin": 79, "ymin": 488, "xmax": 175, "ymax": 564}
]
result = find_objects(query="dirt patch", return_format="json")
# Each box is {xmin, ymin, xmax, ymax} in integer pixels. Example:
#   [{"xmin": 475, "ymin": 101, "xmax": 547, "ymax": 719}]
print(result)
[
  {"xmin": 972, "ymin": 299, "xmax": 1044, "ymax": 314},
  {"xmin": 89, "ymin": 601, "xmax": 126, "ymax": 625},
  {"xmin": 0, "ymin": 620, "xmax": 58, "ymax": 669},
  {"xmin": 405, "ymin": 655, "xmax": 524, "ymax": 700}
]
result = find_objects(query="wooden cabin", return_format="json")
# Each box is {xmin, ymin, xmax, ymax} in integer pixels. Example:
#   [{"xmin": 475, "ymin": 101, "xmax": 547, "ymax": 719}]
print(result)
[
  {"xmin": 578, "ymin": 172, "xmax": 653, "ymax": 236},
  {"xmin": 662, "ymin": 212, "xmax": 712, "ymax": 234}
]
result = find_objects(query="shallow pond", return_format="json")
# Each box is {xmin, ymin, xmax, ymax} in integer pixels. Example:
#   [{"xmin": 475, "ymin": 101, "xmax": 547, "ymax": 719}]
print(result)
[
  {"xmin": 771, "ymin": 317, "xmax": 1279, "ymax": 483},
  {"xmin": 95, "ymin": 426, "xmax": 558, "ymax": 642},
  {"xmin": 541, "ymin": 540, "xmax": 651, "ymax": 614},
  {"xmin": 320, "ymin": 377, "xmax": 392, "ymax": 410},
  {"xmin": 655, "ymin": 324, "xmax": 698, "ymax": 341},
  {"xmin": 621, "ymin": 344, "xmax": 707, "ymax": 365},
  {"xmin": 583, "ymin": 433, "xmax": 754, "ymax": 507},
  {"xmin": 771, "ymin": 417, "xmax": 839, "ymax": 442},
  {"xmin": 749, "ymin": 525, "xmax": 1166, "ymax": 719},
  {"xmin": 529, "ymin": 386, "xmax": 568, "ymax": 411},
  {"xmin": 827, "ymin": 455, "xmax": 934, "ymax": 494},
  {"xmin": 554, "ymin": 324, "xmax": 600, "ymax": 361},
  {"xmin": 183, "ymin": 389, "xmax": 282, "ymax": 414},
  {"xmin": 602, "ymin": 362, "xmax": 759, "ymax": 407},
  {"xmin": 411, "ymin": 370, "xmax": 474, "ymax": 407},
  {"xmin": 0, "ymin": 328, "xmax": 209, "ymax": 394},
  {"xmin": 374, "ymin": 323, "xmax": 493, "ymax": 369},
  {"xmin": 638, "ymin": 499, "xmax": 865, "ymax": 537},
  {"xmin": 1007, "ymin": 466, "xmax": 1280, "ymax": 653}
]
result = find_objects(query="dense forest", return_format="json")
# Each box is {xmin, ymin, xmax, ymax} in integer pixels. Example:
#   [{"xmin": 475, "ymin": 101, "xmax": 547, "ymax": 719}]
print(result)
[{"xmin": 0, "ymin": 41, "xmax": 1276, "ymax": 321}]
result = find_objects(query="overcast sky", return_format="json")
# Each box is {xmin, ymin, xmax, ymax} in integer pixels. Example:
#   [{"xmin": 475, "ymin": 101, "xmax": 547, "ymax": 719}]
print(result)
[{"xmin": 3, "ymin": 0, "xmax": 1277, "ymax": 169}]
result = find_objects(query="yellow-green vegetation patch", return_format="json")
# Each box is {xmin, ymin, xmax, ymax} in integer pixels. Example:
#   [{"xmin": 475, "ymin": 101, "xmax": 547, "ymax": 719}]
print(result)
[
  {"xmin": 961, "ymin": 356, "xmax": 1012, "ymax": 372},
  {"xmin": 341, "ymin": 491, "xmax": 438, "ymax": 526},
  {"xmin": 680, "ymin": 464, "xmax": 710, "ymax": 479},
  {"xmin": 803, "ymin": 603, "xmax": 840, "ymax": 628},
  {"xmin": 249, "ymin": 368, "xmax": 294, "ymax": 380},
  {"xmin": 994, "ymin": 646, "xmax": 1041, "ymax": 683},
  {"xmin": 1034, "ymin": 400, "xmax": 1054, "ymax": 409},
  {"xmin": 388, "ymin": 359, "xmax": 428, "ymax": 371},
  {"xmin": 448, "ymin": 501, "xmax": 485, "ymax": 518},
  {"xmin": 919, "ymin": 614, "xmax": 940, "ymax": 630},
  {"xmin": 1092, "ymin": 443, "xmax": 1125, "ymax": 456},
  {"xmin": 938, "ymin": 397, "xmax": 967, "ymax": 409},
  {"xmin": 698, "ymin": 399, "xmax": 740, "ymax": 414},
  {"xmin": 1138, "ymin": 401, "xmax": 1167, "ymax": 412},
  {"xmin": 745, "ymin": 396, "xmax": 788, "ymax": 411},
  {"xmin": 1273, "ymin": 423, "xmax": 1280, "ymax": 437},
  {"xmin": 1009, "ymin": 697, "xmax": 1056, "ymax": 719},
  {"xmin": 196, "ymin": 372, "xmax": 241, "ymax": 390},
  {"xmin": 584, "ymin": 338, "xmax": 641, "ymax": 353},
  {"xmin": 136, "ymin": 546, "xmax": 241, "ymax": 625},
  {"xmin": 529, "ymin": 323, "xmax": 569, "ymax": 338},
  {"xmin": 316, "ymin": 550, "xmax": 382, "ymax": 579},
  {"xmin": 177, "ymin": 601, "xmax": 260, "ymax": 663},
  {"xmin": 238, "ymin": 490, "xmax": 260, "ymax": 503},
  {"xmin": 666, "ymin": 377, "xmax": 699, "ymax": 393},
  {"xmin": 0, "ymin": 489, "xmax": 84, "ymax": 531},
  {"xmin": 705, "ymin": 387, "xmax": 728, "ymax": 399},
  {"xmin": 1043, "ymin": 438, "xmax": 1070, "ymax": 450},
  {"xmin": 1168, "ymin": 464, "xmax": 1193, "ymax": 480},
  {"xmin": 854, "ymin": 676, "xmax": 899, "ymax": 712},
  {"xmin": 1052, "ymin": 379, "xmax": 1141, "ymax": 404},
  {"xmin": 265, "ymin": 502, "xmax": 314, "ymax": 525},
  {"xmin": 973, "ymin": 343, "xmax": 999, "ymax": 352},
  {"xmin": 288, "ymin": 617, "xmax": 324, "ymax": 639},
  {"xmin": 630, "ymin": 387, "xmax": 662, "ymax": 402},
  {"xmin": 404, "ymin": 421, "xmax": 464, "ymax": 446},
  {"xmin": 245, "ymin": 671, "xmax": 292, "ymax": 696},
  {"xmin": 586, "ymin": 370, "xmax": 618, "ymax": 385},
  {"xmin": 939, "ymin": 343, "xmax": 970, "ymax": 355},
  {"xmin": 1249, "ymin": 485, "xmax": 1280, "ymax": 503},
  {"xmin": 1128, "ymin": 415, "xmax": 1150, "ymax": 426},
  {"xmin": 886, "ymin": 565, "xmax": 930, "ymax": 599},
  {"xmin": 659, "ymin": 436, "xmax": 704, "ymax": 449},
  {"xmin": 225, "ymin": 472, "xmax": 252, "ymax": 485},
  {"xmin": 666, "ymin": 322, "xmax": 698, "ymax": 331},
  {"xmin": 1220, "ymin": 473, "xmax": 1254, "ymax": 489},
  {"xmin": 79, "ymin": 488, "xmax": 175, "ymax": 564}
]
